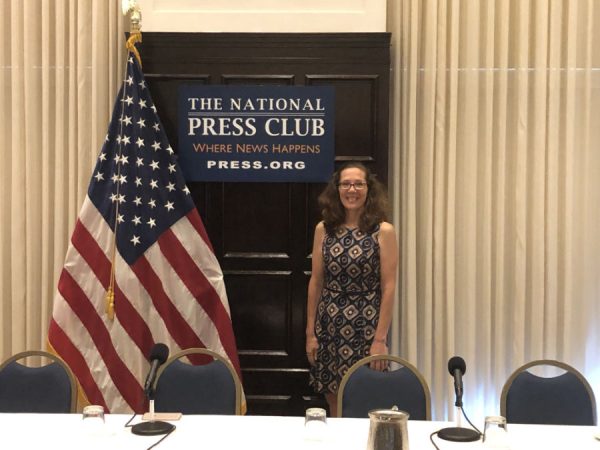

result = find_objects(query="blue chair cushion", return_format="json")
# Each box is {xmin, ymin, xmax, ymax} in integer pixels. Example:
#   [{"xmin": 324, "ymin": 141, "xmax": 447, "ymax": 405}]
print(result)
[
  {"xmin": 154, "ymin": 359, "xmax": 236, "ymax": 415},
  {"xmin": 0, "ymin": 361, "xmax": 73, "ymax": 413},
  {"xmin": 506, "ymin": 371, "xmax": 595, "ymax": 425},
  {"xmin": 342, "ymin": 365, "xmax": 428, "ymax": 419}
]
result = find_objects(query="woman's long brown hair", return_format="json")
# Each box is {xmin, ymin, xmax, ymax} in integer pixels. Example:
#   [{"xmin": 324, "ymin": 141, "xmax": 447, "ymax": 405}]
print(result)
[{"xmin": 318, "ymin": 162, "xmax": 389, "ymax": 234}]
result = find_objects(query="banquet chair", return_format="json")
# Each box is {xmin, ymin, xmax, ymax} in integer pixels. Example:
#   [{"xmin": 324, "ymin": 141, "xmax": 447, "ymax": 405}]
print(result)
[
  {"xmin": 500, "ymin": 359, "xmax": 597, "ymax": 425},
  {"xmin": 154, "ymin": 347, "xmax": 242, "ymax": 415},
  {"xmin": 337, "ymin": 354, "xmax": 431, "ymax": 419},
  {"xmin": 0, "ymin": 350, "xmax": 77, "ymax": 413}
]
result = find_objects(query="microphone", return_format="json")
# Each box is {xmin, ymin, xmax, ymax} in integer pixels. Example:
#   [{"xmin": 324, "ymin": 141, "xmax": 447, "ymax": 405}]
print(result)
[
  {"xmin": 448, "ymin": 356, "xmax": 466, "ymax": 407},
  {"xmin": 143, "ymin": 343, "xmax": 169, "ymax": 397},
  {"xmin": 132, "ymin": 343, "xmax": 175, "ymax": 437},
  {"xmin": 437, "ymin": 356, "xmax": 480, "ymax": 443}
]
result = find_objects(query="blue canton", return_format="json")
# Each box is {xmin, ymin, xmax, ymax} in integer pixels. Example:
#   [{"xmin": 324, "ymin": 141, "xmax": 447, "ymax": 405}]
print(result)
[{"xmin": 88, "ymin": 53, "xmax": 195, "ymax": 265}]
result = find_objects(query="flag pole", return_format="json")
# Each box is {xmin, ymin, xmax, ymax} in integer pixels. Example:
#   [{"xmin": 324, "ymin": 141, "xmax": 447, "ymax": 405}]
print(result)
[{"xmin": 105, "ymin": 1, "xmax": 144, "ymax": 320}]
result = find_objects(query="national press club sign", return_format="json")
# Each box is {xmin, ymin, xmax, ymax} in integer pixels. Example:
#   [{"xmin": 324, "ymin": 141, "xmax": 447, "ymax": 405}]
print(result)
[{"xmin": 178, "ymin": 85, "xmax": 335, "ymax": 182}]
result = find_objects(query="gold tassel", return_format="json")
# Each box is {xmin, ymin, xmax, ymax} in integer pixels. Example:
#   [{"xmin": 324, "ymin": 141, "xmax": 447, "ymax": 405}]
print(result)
[
  {"xmin": 126, "ymin": 32, "xmax": 143, "ymax": 67},
  {"xmin": 105, "ymin": 287, "xmax": 115, "ymax": 320}
]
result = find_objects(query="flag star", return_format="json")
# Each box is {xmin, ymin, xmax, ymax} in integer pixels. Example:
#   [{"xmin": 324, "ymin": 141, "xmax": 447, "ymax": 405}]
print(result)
[
  {"xmin": 120, "ymin": 155, "xmax": 129, "ymax": 164},
  {"xmin": 117, "ymin": 194, "xmax": 126, "ymax": 204},
  {"xmin": 136, "ymin": 157, "xmax": 144, "ymax": 167},
  {"xmin": 168, "ymin": 163, "xmax": 176, "ymax": 173},
  {"xmin": 94, "ymin": 172, "xmax": 104, "ymax": 182},
  {"xmin": 182, "ymin": 186, "xmax": 190, "ymax": 195},
  {"xmin": 133, "ymin": 196, "xmax": 142, "ymax": 206},
  {"xmin": 148, "ymin": 199, "xmax": 157, "ymax": 208},
  {"xmin": 135, "ymin": 177, "xmax": 142, "ymax": 187},
  {"xmin": 165, "ymin": 201, "xmax": 175, "ymax": 211},
  {"xmin": 137, "ymin": 118, "xmax": 146, "ymax": 128},
  {"xmin": 151, "ymin": 141, "xmax": 161, "ymax": 151},
  {"xmin": 123, "ymin": 95, "xmax": 133, "ymax": 106},
  {"xmin": 126, "ymin": 75, "xmax": 133, "ymax": 86},
  {"xmin": 150, "ymin": 160, "xmax": 160, "ymax": 171},
  {"xmin": 151, "ymin": 105, "xmax": 157, "ymax": 113},
  {"xmin": 131, "ymin": 235, "xmax": 141, "ymax": 246},
  {"xmin": 105, "ymin": 134, "xmax": 109, "ymax": 142},
  {"xmin": 111, "ymin": 174, "xmax": 119, "ymax": 183},
  {"xmin": 122, "ymin": 115, "xmax": 132, "ymax": 126},
  {"xmin": 122, "ymin": 135, "xmax": 131, "ymax": 145},
  {"xmin": 149, "ymin": 179, "xmax": 159, "ymax": 189},
  {"xmin": 139, "ymin": 99, "xmax": 147, "ymax": 109},
  {"xmin": 147, "ymin": 218, "xmax": 157, "ymax": 228},
  {"xmin": 166, "ymin": 146, "xmax": 174, "ymax": 155},
  {"xmin": 110, "ymin": 193, "xmax": 118, "ymax": 202},
  {"xmin": 139, "ymin": 80, "xmax": 146, "ymax": 90},
  {"xmin": 132, "ymin": 216, "xmax": 142, "ymax": 225},
  {"xmin": 136, "ymin": 137, "xmax": 144, "ymax": 148},
  {"xmin": 118, "ymin": 174, "xmax": 127, "ymax": 184},
  {"xmin": 117, "ymin": 214, "xmax": 125, "ymax": 223},
  {"xmin": 128, "ymin": 56, "xmax": 133, "ymax": 64},
  {"xmin": 116, "ymin": 135, "xmax": 123, "ymax": 144},
  {"xmin": 114, "ymin": 154, "xmax": 121, "ymax": 163},
  {"xmin": 166, "ymin": 182, "xmax": 175, "ymax": 192},
  {"xmin": 153, "ymin": 123, "xmax": 160, "ymax": 132},
  {"xmin": 99, "ymin": 152, "xmax": 107, "ymax": 161}
]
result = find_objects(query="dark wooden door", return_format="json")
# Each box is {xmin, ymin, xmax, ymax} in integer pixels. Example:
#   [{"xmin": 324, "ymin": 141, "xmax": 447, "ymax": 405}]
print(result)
[{"xmin": 139, "ymin": 33, "xmax": 390, "ymax": 416}]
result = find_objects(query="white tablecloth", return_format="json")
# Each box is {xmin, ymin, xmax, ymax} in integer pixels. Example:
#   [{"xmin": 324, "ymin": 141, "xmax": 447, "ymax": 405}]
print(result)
[{"xmin": 1, "ymin": 413, "xmax": 599, "ymax": 449}]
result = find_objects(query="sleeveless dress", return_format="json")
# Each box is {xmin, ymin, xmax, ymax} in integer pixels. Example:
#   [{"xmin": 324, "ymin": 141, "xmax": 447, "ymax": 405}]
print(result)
[{"xmin": 309, "ymin": 224, "xmax": 381, "ymax": 394}]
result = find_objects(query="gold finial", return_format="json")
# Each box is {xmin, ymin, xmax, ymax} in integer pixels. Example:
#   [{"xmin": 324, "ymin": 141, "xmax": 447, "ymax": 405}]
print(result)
[{"xmin": 122, "ymin": 0, "xmax": 142, "ymax": 34}]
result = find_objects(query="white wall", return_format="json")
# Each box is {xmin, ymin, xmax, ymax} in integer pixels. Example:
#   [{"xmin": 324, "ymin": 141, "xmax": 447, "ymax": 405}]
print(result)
[{"xmin": 137, "ymin": 0, "xmax": 386, "ymax": 32}]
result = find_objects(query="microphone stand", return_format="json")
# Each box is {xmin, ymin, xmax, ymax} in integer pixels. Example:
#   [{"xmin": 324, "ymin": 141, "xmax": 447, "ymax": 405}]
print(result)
[
  {"xmin": 131, "ymin": 389, "xmax": 175, "ymax": 436},
  {"xmin": 437, "ymin": 401, "xmax": 480, "ymax": 442}
]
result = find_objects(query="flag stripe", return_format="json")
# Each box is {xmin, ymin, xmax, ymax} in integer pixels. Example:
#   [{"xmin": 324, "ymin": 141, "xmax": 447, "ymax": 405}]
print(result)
[
  {"xmin": 131, "ymin": 255, "xmax": 208, "ymax": 351},
  {"xmin": 57, "ymin": 269, "xmax": 144, "ymax": 410},
  {"xmin": 75, "ymin": 200, "xmax": 155, "ymax": 360},
  {"xmin": 113, "ymin": 282, "xmax": 154, "ymax": 359},
  {"xmin": 70, "ymin": 219, "xmax": 110, "ymax": 289},
  {"xmin": 54, "ymin": 234, "xmax": 143, "ymax": 412},
  {"xmin": 48, "ymin": 319, "xmax": 108, "ymax": 409},
  {"xmin": 187, "ymin": 208, "xmax": 214, "ymax": 253},
  {"xmin": 74, "ymin": 206, "xmax": 155, "ymax": 361},
  {"xmin": 157, "ymin": 227, "xmax": 240, "ymax": 373}
]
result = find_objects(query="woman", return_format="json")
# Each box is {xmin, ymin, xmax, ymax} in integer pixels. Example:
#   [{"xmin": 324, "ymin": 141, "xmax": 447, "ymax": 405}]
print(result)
[{"xmin": 305, "ymin": 162, "xmax": 398, "ymax": 417}]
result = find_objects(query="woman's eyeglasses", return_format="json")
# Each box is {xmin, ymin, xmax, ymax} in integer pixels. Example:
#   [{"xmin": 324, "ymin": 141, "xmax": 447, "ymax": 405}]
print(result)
[{"xmin": 338, "ymin": 181, "xmax": 367, "ymax": 190}]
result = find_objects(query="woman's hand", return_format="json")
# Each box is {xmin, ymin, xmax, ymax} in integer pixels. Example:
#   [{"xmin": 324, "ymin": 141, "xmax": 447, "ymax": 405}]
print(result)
[
  {"xmin": 368, "ymin": 340, "xmax": 388, "ymax": 371},
  {"xmin": 306, "ymin": 334, "xmax": 319, "ymax": 366}
]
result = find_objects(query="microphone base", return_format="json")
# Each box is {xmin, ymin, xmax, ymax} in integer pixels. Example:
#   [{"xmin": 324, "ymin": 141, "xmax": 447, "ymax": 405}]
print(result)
[
  {"xmin": 131, "ymin": 420, "xmax": 175, "ymax": 436},
  {"xmin": 438, "ymin": 426, "xmax": 480, "ymax": 442}
]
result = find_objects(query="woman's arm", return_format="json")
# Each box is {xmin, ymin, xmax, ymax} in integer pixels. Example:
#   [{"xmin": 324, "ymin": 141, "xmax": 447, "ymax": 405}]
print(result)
[
  {"xmin": 306, "ymin": 222, "xmax": 326, "ymax": 366},
  {"xmin": 369, "ymin": 221, "xmax": 398, "ymax": 370}
]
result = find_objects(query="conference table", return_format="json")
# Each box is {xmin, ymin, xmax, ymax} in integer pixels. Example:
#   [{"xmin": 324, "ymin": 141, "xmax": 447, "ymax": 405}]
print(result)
[{"xmin": 3, "ymin": 413, "xmax": 599, "ymax": 449}]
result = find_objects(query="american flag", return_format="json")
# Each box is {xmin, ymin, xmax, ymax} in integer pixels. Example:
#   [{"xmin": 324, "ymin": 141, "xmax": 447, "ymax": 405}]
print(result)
[{"xmin": 48, "ymin": 52, "xmax": 241, "ymax": 413}]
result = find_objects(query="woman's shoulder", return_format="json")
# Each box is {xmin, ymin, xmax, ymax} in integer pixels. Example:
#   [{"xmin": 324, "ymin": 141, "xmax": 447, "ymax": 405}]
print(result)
[
  {"xmin": 378, "ymin": 221, "xmax": 395, "ymax": 233},
  {"xmin": 375, "ymin": 221, "xmax": 396, "ymax": 238}
]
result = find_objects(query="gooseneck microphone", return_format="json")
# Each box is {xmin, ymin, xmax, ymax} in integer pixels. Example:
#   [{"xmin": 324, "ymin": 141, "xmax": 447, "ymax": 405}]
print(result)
[
  {"xmin": 132, "ymin": 343, "xmax": 176, "ymax": 437},
  {"xmin": 437, "ymin": 356, "xmax": 481, "ymax": 443}
]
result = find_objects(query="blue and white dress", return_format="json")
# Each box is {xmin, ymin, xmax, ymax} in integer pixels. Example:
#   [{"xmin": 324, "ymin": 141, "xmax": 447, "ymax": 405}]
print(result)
[{"xmin": 309, "ymin": 224, "xmax": 381, "ymax": 394}]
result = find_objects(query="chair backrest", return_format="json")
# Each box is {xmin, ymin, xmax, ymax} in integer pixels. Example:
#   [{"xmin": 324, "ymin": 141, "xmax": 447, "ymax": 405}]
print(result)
[
  {"xmin": 154, "ymin": 347, "xmax": 242, "ymax": 415},
  {"xmin": 0, "ymin": 350, "xmax": 77, "ymax": 413},
  {"xmin": 337, "ymin": 354, "xmax": 431, "ymax": 419},
  {"xmin": 501, "ymin": 359, "xmax": 597, "ymax": 426}
]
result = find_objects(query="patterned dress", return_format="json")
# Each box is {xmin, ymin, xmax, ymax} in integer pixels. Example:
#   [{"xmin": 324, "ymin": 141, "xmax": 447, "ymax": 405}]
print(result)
[{"xmin": 310, "ymin": 224, "xmax": 381, "ymax": 394}]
